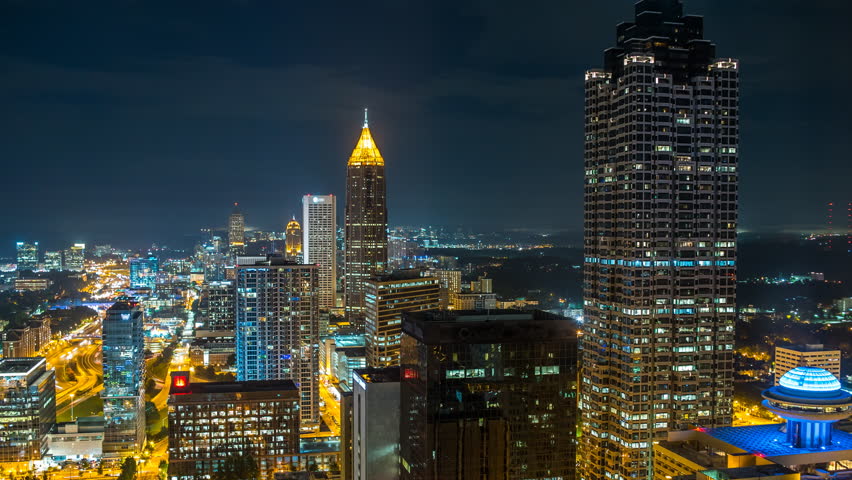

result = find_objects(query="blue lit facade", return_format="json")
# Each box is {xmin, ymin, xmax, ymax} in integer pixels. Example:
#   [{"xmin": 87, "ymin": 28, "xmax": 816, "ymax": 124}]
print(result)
[
  {"xmin": 129, "ymin": 255, "xmax": 159, "ymax": 290},
  {"xmin": 762, "ymin": 366, "xmax": 852, "ymax": 449},
  {"xmin": 235, "ymin": 257, "xmax": 320, "ymax": 430},
  {"xmin": 101, "ymin": 301, "xmax": 146, "ymax": 456}
]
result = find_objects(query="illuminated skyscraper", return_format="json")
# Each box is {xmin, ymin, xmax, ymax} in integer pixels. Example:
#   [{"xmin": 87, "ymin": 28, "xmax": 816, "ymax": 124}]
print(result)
[
  {"xmin": 44, "ymin": 251, "xmax": 62, "ymax": 271},
  {"xmin": 129, "ymin": 255, "xmax": 159, "ymax": 290},
  {"xmin": 235, "ymin": 256, "xmax": 320, "ymax": 430},
  {"xmin": 102, "ymin": 301, "xmax": 146, "ymax": 456},
  {"xmin": 15, "ymin": 241, "xmax": 38, "ymax": 270},
  {"xmin": 302, "ymin": 194, "xmax": 337, "ymax": 310},
  {"xmin": 580, "ymin": 1, "xmax": 738, "ymax": 478},
  {"xmin": 285, "ymin": 217, "xmax": 302, "ymax": 261},
  {"xmin": 64, "ymin": 243, "xmax": 85, "ymax": 271},
  {"xmin": 228, "ymin": 203, "xmax": 246, "ymax": 257},
  {"xmin": 344, "ymin": 110, "xmax": 388, "ymax": 326}
]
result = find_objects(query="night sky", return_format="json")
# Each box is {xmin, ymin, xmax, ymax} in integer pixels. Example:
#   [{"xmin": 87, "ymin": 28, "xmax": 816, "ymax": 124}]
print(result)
[{"xmin": 2, "ymin": 1, "xmax": 850, "ymax": 251}]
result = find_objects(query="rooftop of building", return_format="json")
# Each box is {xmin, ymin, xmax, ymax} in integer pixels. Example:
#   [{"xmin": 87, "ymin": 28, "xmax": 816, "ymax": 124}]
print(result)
[
  {"xmin": 707, "ymin": 424, "xmax": 852, "ymax": 462},
  {"xmin": 696, "ymin": 465, "xmax": 797, "ymax": 480},
  {"xmin": 402, "ymin": 309, "xmax": 576, "ymax": 345},
  {"xmin": 368, "ymin": 269, "xmax": 431, "ymax": 283},
  {"xmin": 354, "ymin": 367, "xmax": 400, "ymax": 384},
  {"xmin": 657, "ymin": 439, "xmax": 726, "ymax": 470},
  {"xmin": 777, "ymin": 343, "xmax": 839, "ymax": 353},
  {"xmin": 0, "ymin": 357, "xmax": 45, "ymax": 375},
  {"xmin": 236, "ymin": 255, "xmax": 310, "ymax": 267},
  {"xmin": 325, "ymin": 334, "xmax": 365, "ymax": 348},
  {"xmin": 172, "ymin": 379, "xmax": 298, "ymax": 397}
]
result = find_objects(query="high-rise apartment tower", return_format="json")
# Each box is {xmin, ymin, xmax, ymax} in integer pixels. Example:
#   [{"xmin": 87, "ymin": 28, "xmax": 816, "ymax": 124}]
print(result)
[
  {"xmin": 580, "ymin": 1, "xmax": 738, "ymax": 479},
  {"xmin": 234, "ymin": 256, "xmax": 320, "ymax": 430}
]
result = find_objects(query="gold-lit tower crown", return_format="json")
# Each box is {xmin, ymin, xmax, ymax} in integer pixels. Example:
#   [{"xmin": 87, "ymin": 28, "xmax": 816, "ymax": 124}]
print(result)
[{"xmin": 347, "ymin": 108, "xmax": 384, "ymax": 166}]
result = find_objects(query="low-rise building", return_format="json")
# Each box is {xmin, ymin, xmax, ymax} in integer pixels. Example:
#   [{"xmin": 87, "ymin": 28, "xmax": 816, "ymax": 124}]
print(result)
[
  {"xmin": 167, "ymin": 373, "xmax": 301, "ymax": 480},
  {"xmin": 452, "ymin": 292, "xmax": 497, "ymax": 310},
  {"xmin": 47, "ymin": 416, "xmax": 105, "ymax": 460},
  {"xmin": 14, "ymin": 277, "xmax": 52, "ymax": 292},
  {"xmin": 2, "ymin": 318, "xmax": 51, "ymax": 358}
]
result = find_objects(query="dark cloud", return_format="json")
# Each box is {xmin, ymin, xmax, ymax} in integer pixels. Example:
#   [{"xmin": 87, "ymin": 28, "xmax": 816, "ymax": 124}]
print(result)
[{"xmin": 0, "ymin": 0, "xmax": 850, "ymax": 250}]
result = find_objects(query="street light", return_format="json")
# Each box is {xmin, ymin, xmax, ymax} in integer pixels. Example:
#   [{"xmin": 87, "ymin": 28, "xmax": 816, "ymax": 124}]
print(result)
[{"xmin": 70, "ymin": 394, "xmax": 75, "ymax": 421}]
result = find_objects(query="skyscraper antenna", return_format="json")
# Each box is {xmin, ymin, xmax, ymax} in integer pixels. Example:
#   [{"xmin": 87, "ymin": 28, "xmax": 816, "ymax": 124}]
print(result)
[{"xmin": 364, "ymin": 107, "xmax": 368, "ymax": 128}]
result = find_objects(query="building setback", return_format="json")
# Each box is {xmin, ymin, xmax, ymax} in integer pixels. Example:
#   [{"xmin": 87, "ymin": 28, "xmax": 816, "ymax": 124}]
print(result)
[
  {"xmin": 167, "ymin": 374, "xmax": 301, "ymax": 480},
  {"xmin": 0, "ymin": 357, "xmax": 56, "ymax": 464},
  {"xmin": 344, "ymin": 111, "xmax": 389, "ymax": 327},
  {"xmin": 364, "ymin": 270, "xmax": 439, "ymax": 368},
  {"xmin": 235, "ymin": 256, "xmax": 320, "ymax": 430},
  {"xmin": 580, "ymin": 1, "xmax": 738, "ymax": 478},
  {"xmin": 399, "ymin": 310, "xmax": 579, "ymax": 480}
]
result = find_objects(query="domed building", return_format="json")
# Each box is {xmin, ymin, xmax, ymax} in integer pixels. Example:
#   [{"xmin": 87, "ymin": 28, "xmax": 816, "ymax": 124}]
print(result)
[
  {"xmin": 762, "ymin": 366, "xmax": 852, "ymax": 449},
  {"xmin": 654, "ymin": 366, "xmax": 852, "ymax": 479}
]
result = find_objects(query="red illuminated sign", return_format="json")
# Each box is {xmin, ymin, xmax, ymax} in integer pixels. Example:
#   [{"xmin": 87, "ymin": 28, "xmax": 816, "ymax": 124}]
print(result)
[
  {"xmin": 403, "ymin": 368, "xmax": 418, "ymax": 380},
  {"xmin": 171, "ymin": 372, "xmax": 191, "ymax": 394}
]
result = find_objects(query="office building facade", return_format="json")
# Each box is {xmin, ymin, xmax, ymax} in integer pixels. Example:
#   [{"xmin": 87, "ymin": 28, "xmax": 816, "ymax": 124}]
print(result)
[
  {"xmin": 167, "ymin": 374, "xmax": 301, "ymax": 480},
  {"xmin": 399, "ymin": 310, "xmax": 579, "ymax": 480},
  {"xmin": 101, "ymin": 301, "xmax": 146, "ymax": 456},
  {"xmin": 580, "ymin": 1, "xmax": 738, "ymax": 478},
  {"xmin": 353, "ymin": 367, "xmax": 400, "ymax": 480},
  {"xmin": 364, "ymin": 271, "xmax": 439, "ymax": 368},
  {"xmin": 229, "ymin": 203, "xmax": 246, "ymax": 257},
  {"xmin": 64, "ymin": 243, "xmax": 85, "ymax": 271},
  {"xmin": 302, "ymin": 194, "xmax": 337, "ymax": 310},
  {"xmin": 235, "ymin": 257, "xmax": 320, "ymax": 430},
  {"xmin": 199, "ymin": 281, "xmax": 236, "ymax": 332},
  {"xmin": 44, "ymin": 250, "xmax": 62, "ymax": 271},
  {"xmin": 129, "ymin": 255, "xmax": 159, "ymax": 290},
  {"xmin": 0, "ymin": 357, "xmax": 56, "ymax": 464},
  {"xmin": 774, "ymin": 344, "xmax": 841, "ymax": 385},
  {"xmin": 344, "ymin": 112, "xmax": 388, "ymax": 325},
  {"xmin": 15, "ymin": 242, "xmax": 39, "ymax": 271},
  {"xmin": 427, "ymin": 269, "xmax": 462, "ymax": 310}
]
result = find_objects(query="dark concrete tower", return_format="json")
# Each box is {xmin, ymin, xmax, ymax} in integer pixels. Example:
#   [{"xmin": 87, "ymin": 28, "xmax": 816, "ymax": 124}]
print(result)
[
  {"xmin": 580, "ymin": 1, "xmax": 739, "ymax": 479},
  {"xmin": 344, "ymin": 109, "xmax": 388, "ymax": 328}
]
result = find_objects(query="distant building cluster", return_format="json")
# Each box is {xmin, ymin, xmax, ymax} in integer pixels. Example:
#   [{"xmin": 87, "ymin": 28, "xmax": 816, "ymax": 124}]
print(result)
[{"xmin": 6, "ymin": 2, "xmax": 852, "ymax": 480}]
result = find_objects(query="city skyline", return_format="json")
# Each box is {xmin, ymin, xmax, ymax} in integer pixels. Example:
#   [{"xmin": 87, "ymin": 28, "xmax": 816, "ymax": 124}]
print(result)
[{"xmin": 2, "ymin": 1, "xmax": 851, "ymax": 249}]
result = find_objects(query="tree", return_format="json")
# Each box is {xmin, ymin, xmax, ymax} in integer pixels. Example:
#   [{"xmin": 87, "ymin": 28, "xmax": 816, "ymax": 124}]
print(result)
[{"xmin": 118, "ymin": 457, "xmax": 137, "ymax": 480}]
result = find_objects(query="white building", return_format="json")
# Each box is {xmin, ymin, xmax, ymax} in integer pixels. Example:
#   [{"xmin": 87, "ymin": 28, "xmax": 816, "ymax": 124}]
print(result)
[
  {"xmin": 353, "ymin": 368, "xmax": 400, "ymax": 480},
  {"xmin": 775, "ymin": 344, "xmax": 841, "ymax": 385},
  {"xmin": 302, "ymin": 194, "xmax": 337, "ymax": 310}
]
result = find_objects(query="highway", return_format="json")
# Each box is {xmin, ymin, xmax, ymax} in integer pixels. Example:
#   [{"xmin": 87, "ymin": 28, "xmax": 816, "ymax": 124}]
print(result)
[{"xmin": 43, "ymin": 319, "xmax": 104, "ymax": 420}]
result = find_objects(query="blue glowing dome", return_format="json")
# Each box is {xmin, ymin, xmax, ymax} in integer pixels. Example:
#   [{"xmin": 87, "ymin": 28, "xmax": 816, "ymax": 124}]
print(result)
[{"xmin": 778, "ymin": 366, "xmax": 841, "ymax": 394}]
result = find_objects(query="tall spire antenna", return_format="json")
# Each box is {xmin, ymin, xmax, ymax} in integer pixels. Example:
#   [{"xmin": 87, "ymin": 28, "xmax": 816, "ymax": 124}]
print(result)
[{"xmin": 363, "ymin": 107, "xmax": 368, "ymax": 128}]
